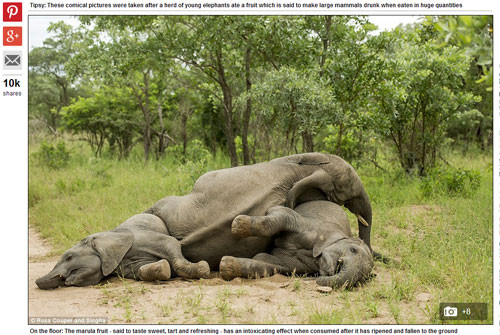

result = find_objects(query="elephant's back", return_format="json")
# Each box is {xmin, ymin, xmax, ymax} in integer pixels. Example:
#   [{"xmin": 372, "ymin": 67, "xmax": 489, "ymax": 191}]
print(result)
[
  {"xmin": 120, "ymin": 213, "xmax": 169, "ymax": 235},
  {"xmin": 192, "ymin": 161, "xmax": 288, "ymax": 194}
]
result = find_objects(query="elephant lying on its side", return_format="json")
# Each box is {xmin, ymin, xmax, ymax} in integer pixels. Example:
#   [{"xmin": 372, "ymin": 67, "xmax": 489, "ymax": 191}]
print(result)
[
  {"xmin": 35, "ymin": 214, "xmax": 210, "ymax": 289},
  {"xmin": 220, "ymin": 201, "xmax": 373, "ymax": 288}
]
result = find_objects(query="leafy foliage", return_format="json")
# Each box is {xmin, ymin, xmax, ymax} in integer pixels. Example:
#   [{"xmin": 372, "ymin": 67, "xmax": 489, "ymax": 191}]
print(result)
[
  {"xmin": 62, "ymin": 87, "xmax": 140, "ymax": 158},
  {"xmin": 248, "ymin": 67, "xmax": 335, "ymax": 154},
  {"xmin": 29, "ymin": 15, "xmax": 492, "ymax": 172},
  {"xmin": 420, "ymin": 167, "xmax": 481, "ymax": 198},
  {"xmin": 166, "ymin": 139, "xmax": 212, "ymax": 164},
  {"xmin": 33, "ymin": 141, "xmax": 71, "ymax": 169},
  {"xmin": 372, "ymin": 30, "xmax": 479, "ymax": 175},
  {"xmin": 425, "ymin": 16, "xmax": 493, "ymax": 150},
  {"xmin": 428, "ymin": 16, "xmax": 492, "ymax": 89},
  {"xmin": 29, "ymin": 22, "xmax": 82, "ymax": 134}
]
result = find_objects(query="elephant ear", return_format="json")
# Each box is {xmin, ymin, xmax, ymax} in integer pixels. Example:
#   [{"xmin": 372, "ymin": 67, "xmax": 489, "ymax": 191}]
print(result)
[
  {"xmin": 333, "ymin": 165, "xmax": 364, "ymax": 202},
  {"xmin": 90, "ymin": 229, "xmax": 134, "ymax": 276},
  {"xmin": 312, "ymin": 231, "xmax": 346, "ymax": 257}
]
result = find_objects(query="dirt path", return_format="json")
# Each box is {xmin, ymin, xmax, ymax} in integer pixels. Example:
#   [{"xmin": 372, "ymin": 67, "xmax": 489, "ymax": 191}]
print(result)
[{"xmin": 28, "ymin": 227, "xmax": 429, "ymax": 325}]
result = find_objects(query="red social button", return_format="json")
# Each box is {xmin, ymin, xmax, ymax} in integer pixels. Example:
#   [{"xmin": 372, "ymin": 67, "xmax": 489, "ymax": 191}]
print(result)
[
  {"xmin": 3, "ymin": 2, "xmax": 22, "ymax": 22},
  {"xmin": 3, "ymin": 27, "xmax": 22, "ymax": 46}
]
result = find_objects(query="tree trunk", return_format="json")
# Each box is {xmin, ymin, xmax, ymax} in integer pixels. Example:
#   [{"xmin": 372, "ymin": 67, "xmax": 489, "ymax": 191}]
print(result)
[
  {"xmin": 216, "ymin": 46, "xmax": 238, "ymax": 167},
  {"xmin": 157, "ymin": 103, "xmax": 166, "ymax": 158},
  {"xmin": 131, "ymin": 72, "xmax": 152, "ymax": 162},
  {"xmin": 181, "ymin": 113, "xmax": 188, "ymax": 155},
  {"xmin": 319, "ymin": 16, "xmax": 332, "ymax": 78},
  {"xmin": 302, "ymin": 131, "xmax": 314, "ymax": 152},
  {"xmin": 242, "ymin": 46, "xmax": 252, "ymax": 165},
  {"xmin": 420, "ymin": 104, "xmax": 427, "ymax": 176},
  {"xmin": 143, "ymin": 120, "xmax": 151, "ymax": 162},
  {"xmin": 335, "ymin": 122, "xmax": 344, "ymax": 155},
  {"xmin": 143, "ymin": 75, "xmax": 151, "ymax": 162},
  {"xmin": 223, "ymin": 100, "xmax": 238, "ymax": 167}
]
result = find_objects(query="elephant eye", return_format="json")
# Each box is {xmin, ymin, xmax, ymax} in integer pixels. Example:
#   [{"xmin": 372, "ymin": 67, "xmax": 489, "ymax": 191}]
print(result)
[
  {"xmin": 350, "ymin": 247, "xmax": 357, "ymax": 253},
  {"xmin": 66, "ymin": 255, "xmax": 73, "ymax": 261}
]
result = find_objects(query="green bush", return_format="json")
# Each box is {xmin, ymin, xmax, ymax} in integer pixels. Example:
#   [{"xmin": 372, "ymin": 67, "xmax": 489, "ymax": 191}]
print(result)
[
  {"xmin": 166, "ymin": 139, "xmax": 211, "ymax": 164},
  {"xmin": 164, "ymin": 140, "xmax": 213, "ymax": 189},
  {"xmin": 420, "ymin": 167, "xmax": 481, "ymax": 198},
  {"xmin": 33, "ymin": 141, "xmax": 71, "ymax": 169}
]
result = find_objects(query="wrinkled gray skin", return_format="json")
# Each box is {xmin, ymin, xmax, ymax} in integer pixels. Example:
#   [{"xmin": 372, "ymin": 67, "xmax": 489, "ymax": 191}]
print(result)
[
  {"xmin": 36, "ymin": 153, "xmax": 374, "ymax": 289},
  {"xmin": 35, "ymin": 214, "xmax": 210, "ymax": 289},
  {"xmin": 220, "ymin": 201, "xmax": 374, "ymax": 289}
]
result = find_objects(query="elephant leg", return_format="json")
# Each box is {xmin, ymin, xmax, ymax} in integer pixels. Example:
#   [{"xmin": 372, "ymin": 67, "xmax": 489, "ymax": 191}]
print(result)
[
  {"xmin": 163, "ymin": 236, "xmax": 211, "ymax": 279},
  {"xmin": 232, "ymin": 206, "xmax": 305, "ymax": 238},
  {"xmin": 140, "ymin": 233, "xmax": 210, "ymax": 280},
  {"xmin": 219, "ymin": 255, "xmax": 287, "ymax": 280},
  {"xmin": 220, "ymin": 248, "xmax": 316, "ymax": 280},
  {"xmin": 286, "ymin": 169, "xmax": 333, "ymax": 209}
]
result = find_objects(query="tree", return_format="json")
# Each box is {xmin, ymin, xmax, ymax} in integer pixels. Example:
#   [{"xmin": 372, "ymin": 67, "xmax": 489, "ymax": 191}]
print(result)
[
  {"xmin": 68, "ymin": 17, "xmax": 177, "ymax": 161},
  {"xmin": 62, "ymin": 86, "xmax": 140, "ymax": 158},
  {"xmin": 29, "ymin": 22, "xmax": 81, "ymax": 134},
  {"xmin": 318, "ymin": 17, "xmax": 389, "ymax": 155},
  {"xmin": 153, "ymin": 16, "xmax": 247, "ymax": 166},
  {"xmin": 428, "ymin": 16, "xmax": 492, "ymax": 90},
  {"xmin": 156, "ymin": 16, "xmax": 317, "ymax": 164},
  {"xmin": 373, "ymin": 32, "xmax": 479, "ymax": 175},
  {"xmin": 249, "ymin": 67, "xmax": 335, "ymax": 155},
  {"xmin": 426, "ymin": 16, "xmax": 493, "ymax": 149}
]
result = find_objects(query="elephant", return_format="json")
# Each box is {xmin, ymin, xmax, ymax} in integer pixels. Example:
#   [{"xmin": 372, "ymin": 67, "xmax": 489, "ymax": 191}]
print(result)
[
  {"xmin": 148, "ymin": 152, "xmax": 375, "ymax": 269},
  {"xmin": 36, "ymin": 152, "xmax": 376, "ymax": 289},
  {"xmin": 35, "ymin": 214, "xmax": 211, "ymax": 289},
  {"xmin": 220, "ymin": 200, "xmax": 374, "ymax": 288}
]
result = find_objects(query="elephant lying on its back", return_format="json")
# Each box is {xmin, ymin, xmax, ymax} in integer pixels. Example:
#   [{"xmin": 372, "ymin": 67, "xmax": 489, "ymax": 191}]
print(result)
[
  {"xmin": 221, "ymin": 201, "xmax": 373, "ymax": 288},
  {"xmin": 36, "ymin": 153, "xmax": 375, "ymax": 289}
]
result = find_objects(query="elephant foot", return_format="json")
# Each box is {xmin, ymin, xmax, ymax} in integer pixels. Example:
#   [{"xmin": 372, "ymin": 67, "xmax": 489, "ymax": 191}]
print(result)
[
  {"xmin": 138, "ymin": 259, "xmax": 171, "ymax": 281},
  {"xmin": 219, "ymin": 256, "xmax": 242, "ymax": 281},
  {"xmin": 231, "ymin": 215, "xmax": 252, "ymax": 237},
  {"xmin": 195, "ymin": 261, "xmax": 211, "ymax": 279},
  {"xmin": 173, "ymin": 260, "xmax": 210, "ymax": 279},
  {"xmin": 220, "ymin": 256, "xmax": 276, "ymax": 280},
  {"xmin": 373, "ymin": 251, "xmax": 391, "ymax": 264}
]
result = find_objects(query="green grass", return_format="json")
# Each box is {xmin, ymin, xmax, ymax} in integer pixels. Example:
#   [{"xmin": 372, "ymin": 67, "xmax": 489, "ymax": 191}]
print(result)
[
  {"xmin": 307, "ymin": 306, "xmax": 344, "ymax": 324},
  {"xmin": 28, "ymin": 139, "xmax": 229, "ymax": 252},
  {"xmin": 355, "ymin": 149, "xmax": 493, "ymax": 324},
  {"xmin": 29, "ymin": 138, "xmax": 493, "ymax": 324}
]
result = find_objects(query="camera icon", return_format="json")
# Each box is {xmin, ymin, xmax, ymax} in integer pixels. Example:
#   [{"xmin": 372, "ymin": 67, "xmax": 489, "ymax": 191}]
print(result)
[{"xmin": 444, "ymin": 306, "xmax": 458, "ymax": 317}]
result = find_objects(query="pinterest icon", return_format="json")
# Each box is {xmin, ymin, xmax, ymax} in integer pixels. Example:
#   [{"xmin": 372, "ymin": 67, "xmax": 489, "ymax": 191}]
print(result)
[{"xmin": 3, "ymin": 2, "xmax": 22, "ymax": 22}]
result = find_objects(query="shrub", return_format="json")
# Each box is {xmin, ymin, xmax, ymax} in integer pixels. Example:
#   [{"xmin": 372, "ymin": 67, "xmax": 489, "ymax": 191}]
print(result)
[
  {"xmin": 33, "ymin": 141, "xmax": 71, "ymax": 169},
  {"xmin": 166, "ymin": 139, "xmax": 212, "ymax": 164},
  {"xmin": 420, "ymin": 167, "xmax": 481, "ymax": 198}
]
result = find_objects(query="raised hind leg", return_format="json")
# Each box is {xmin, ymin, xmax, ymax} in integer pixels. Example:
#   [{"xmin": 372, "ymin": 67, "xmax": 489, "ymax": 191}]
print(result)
[{"xmin": 231, "ymin": 206, "xmax": 308, "ymax": 238}]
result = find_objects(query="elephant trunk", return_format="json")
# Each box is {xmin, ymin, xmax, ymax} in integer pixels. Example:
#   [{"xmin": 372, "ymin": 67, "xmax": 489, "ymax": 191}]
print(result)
[
  {"xmin": 345, "ymin": 190, "xmax": 372, "ymax": 251},
  {"xmin": 316, "ymin": 258, "xmax": 358, "ymax": 289},
  {"xmin": 36, "ymin": 270, "xmax": 65, "ymax": 290}
]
